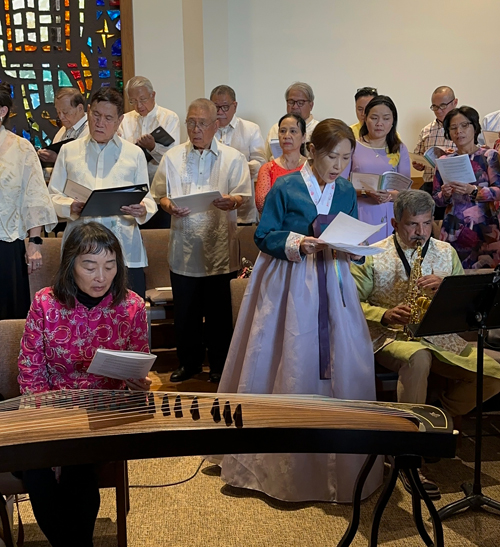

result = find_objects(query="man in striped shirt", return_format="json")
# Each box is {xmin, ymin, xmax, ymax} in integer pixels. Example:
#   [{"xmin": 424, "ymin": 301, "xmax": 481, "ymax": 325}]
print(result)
[{"xmin": 413, "ymin": 86, "xmax": 457, "ymax": 219}]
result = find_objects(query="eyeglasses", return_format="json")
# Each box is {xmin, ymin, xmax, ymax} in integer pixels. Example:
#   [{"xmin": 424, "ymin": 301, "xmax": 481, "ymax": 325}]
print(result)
[
  {"xmin": 286, "ymin": 99, "xmax": 310, "ymax": 108},
  {"xmin": 185, "ymin": 120, "xmax": 216, "ymax": 131},
  {"xmin": 214, "ymin": 104, "xmax": 233, "ymax": 112},
  {"xmin": 430, "ymin": 99, "xmax": 455, "ymax": 112},
  {"xmin": 128, "ymin": 96, "xmax": 152, "ymax": 106},
  {"xmin": 357, "ymin": 87, "xmax": 377, "ymax": 94},
  {"xmin": 448, "ymin": 121, "xmax": 472, "ymax": 132}
]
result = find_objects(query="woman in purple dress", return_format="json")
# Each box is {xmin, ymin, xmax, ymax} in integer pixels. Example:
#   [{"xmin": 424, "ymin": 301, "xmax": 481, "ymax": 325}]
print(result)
[{"xmin": 342, "ymin": 95, "xmax": 411, "ymax": 244}]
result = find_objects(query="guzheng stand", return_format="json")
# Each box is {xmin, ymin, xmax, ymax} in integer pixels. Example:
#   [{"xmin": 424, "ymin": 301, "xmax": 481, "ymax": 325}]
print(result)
[{"xmin": 409, "ymin": 268, "xmax": 500, "ymax": 521}]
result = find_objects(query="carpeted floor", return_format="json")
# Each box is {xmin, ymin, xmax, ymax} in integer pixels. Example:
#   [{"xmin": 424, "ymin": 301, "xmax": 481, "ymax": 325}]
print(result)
[{"xmin": 11, "ymin": 349, "xmax": 500, "ymax": 546}]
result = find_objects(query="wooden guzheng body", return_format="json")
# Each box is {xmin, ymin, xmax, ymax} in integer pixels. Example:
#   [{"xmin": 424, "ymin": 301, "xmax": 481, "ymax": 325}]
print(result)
[{"xmin": 0, "ymin": 390, "xmax": 456, "ymax": 471}]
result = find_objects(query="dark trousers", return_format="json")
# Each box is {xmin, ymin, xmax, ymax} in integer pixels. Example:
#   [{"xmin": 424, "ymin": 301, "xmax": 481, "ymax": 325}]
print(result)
[
  {"xmin": 127, "ymin": 267, "xmax": 146, "ymax": 299},
  {"xmin": 170, "ymin": 270, "xmax": 237, "ymax": 374},
  {"xmin": 23, "ymin": 464, "xmax": 100, "ymax": 547}
]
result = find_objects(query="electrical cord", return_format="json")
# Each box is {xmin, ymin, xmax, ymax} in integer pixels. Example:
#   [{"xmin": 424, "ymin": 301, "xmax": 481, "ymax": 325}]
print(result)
[{"xmin": 130, "ymin": 457, "xmax": 206, "ymax": 489}]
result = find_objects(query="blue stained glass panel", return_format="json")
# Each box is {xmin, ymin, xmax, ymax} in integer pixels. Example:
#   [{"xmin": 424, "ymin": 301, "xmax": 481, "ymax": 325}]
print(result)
[
  {"xmin": 111, "ymin": 38, "xmax": 121, "ymax": 56},
  {"xmin": 34, "ymin": 135, "xmax": 42, "ymax": 149},
  {"xmin": 42, "ymin": 70, "xmax": 52, "ymax": 82},
  {"xmin": 98, "ymin": 46, "xmax": 102, "ymax": 53},
  {"xmin": 98, "ymin": 57, "xmax": 107, "ymax": 68},
  {"xmin": 96, "ymin": 10, "xmax": 102, "ymax": 19},
  {"xmin": 19, "ymin": 70, "xmax": 36, "ymax": 79},
  {"xmin": 100, "ymin": 82, "xmax": 110, "ymax": 87},
  {"xmin": 115, "ymin": 19, "xmax": 121, "ymax": 31},
  {"xmin": 28, "ymin": 84, "xmax": 38, "ymax": 90},
  {"xmin": 58, "ymin": 70, "xmax": 73, "ymax": 87},
  {"xmin": 107, "ymin": 10, "xmax": 119, "ymax": 20},
  {"xmin": 30, "ymin": 93, "xmax": 40, "ymax": 109},
  {"xmin": 98, "ymin": 69, "xmax": 110, "ymax": 79},
  {"xmin": 96, "ymin": 0, "xmax": 104, "ymax": 5},
  {"xmin": 11, "ymin": 126, "xmax": 17, "ymax": 134},
  {"xmin": 44, "ymin": 84, "xmax": 54, "ymax": 103},
  {"xmin": 87, "ymin": 37, "xmax": 93, "ymax": 53},
  {"xmin": 22, "ymin": 129, "xmax": 31, "ymax": 141}
]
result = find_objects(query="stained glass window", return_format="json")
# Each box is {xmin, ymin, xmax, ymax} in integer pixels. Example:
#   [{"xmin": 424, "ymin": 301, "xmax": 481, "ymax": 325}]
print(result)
[{"xmin": 0, "ymin": 0, "xmax": 124, "ymax": 146}]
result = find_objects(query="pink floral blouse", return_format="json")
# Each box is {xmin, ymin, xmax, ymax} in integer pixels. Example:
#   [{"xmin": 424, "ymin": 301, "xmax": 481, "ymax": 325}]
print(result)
[{"xmin": 18, "ymin": 288, "xmax": 149, "ymax": 394}]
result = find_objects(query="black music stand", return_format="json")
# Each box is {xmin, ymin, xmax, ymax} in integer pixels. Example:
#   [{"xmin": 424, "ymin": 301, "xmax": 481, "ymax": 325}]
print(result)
[{"xmin": 409, "ymin": 268, "xmax": 500, "ymax": 520}]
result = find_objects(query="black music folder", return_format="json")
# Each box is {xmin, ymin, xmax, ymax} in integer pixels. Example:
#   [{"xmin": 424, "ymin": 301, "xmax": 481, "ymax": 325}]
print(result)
[
  {"xmin": 140, "ymin": 126, "xmax": 175, "ymax": 162},
  {"xmin": 39, "ymin": 138, "xmax": 75, "ymax": 167},
  {"xmin": 79, "ymin": 183, "xmax": 149, "ymax": 217}
]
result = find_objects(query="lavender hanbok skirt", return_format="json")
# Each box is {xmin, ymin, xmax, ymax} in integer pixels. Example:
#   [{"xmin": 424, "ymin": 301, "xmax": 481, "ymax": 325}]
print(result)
[{"xmin": 218, "ymin": 250, "xmax": 383, "ymax": 502}]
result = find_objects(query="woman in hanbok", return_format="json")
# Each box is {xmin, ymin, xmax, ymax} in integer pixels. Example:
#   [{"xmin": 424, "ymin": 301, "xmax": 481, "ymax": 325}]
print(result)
[
  {"xmin": 0, "ymin": 82, "xmax": 57, "ymax": 319},
  {"xmin": 218, "ymin": 119, "xmax": 382, "ymax": 503},
  {"xmin": 342, "ymin": 95, "xmax": 411, "ymax": 244}
]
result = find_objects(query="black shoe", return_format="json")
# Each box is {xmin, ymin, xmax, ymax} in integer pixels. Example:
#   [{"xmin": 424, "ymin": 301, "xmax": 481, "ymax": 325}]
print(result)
[
  {"xmin": 209, "ymin": 372, "xmax": 221, "ymax": 383},
  {"xmin": 399, "ymin": 470, "xmax": 441, "ymax": 500},
  {"xmin": 170, "ymin": 366, "xmax": 202, "ymax": 383}
]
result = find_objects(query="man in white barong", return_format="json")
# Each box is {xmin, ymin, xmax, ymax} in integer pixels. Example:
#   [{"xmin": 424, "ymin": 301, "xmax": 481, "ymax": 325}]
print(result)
[
  {"xmin": 210, "ymin": 85, "xmax": 265, "ymax": 224},
  {"xmin": 265, "ymin": 81, "xmax": 319, "ymax": 160},
  {"xmin": 119, "ymin": 76, "xmax": 180, "ymax": 229},
  {"xmin": 48, "ymin": 87, "xmax": 157, "ymax": 298},
  {"xmin": 152, "ymin": 98, "xmax": 252, "ymax": 383}
]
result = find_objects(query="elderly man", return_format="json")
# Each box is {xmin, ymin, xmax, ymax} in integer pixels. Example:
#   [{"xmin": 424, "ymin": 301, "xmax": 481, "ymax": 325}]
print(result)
[
  {"xmin": 413, "ymin": 86, "xmax": 457, "ymax": 219},
  {"xmin": 265, "ymin": 82, "xmax": 319, "ymax": 160},
  {"xmin": 38, "ymin": 88, "xmax": 89, "ymax": 180},
  {"xmin": 119, "ymin": 76, "xmax": 180, "ymax": 229},
  {"xmin": 350, "ymin": 87, "xmax": 378, "ymax": 139},
  {"xmin": 49, "ymin": 88, "xmax": 157, "ymax": 297},
  {"xmin": 152, "ymin": 99, "xmax": 251, "ymax": 383},
  {"xmin": 210, "ymin": 84, "xmax": 265, "ymax": 224}
]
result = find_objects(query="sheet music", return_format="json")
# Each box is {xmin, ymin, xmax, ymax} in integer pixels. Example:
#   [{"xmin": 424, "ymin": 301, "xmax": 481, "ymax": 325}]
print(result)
[
  {"xmin": 170, "ymin": 190, "xmax": 223, "ymax": 214},
  {"xmin": 269, "ymin": 139, "xmax": 283, "ymax": 159},
  {"xmin": 87, "ymin": 349, "xmax": 157, "ymax": 380},
  {"xmin": 435, "ymin": 154, "xmax": 476, "ymax": 184},
  {"xmin": 64, "ymin": 179, "xmax": 92, "ymax": 202},
  {"xmin": 320, "ymin": 212, "xmax": 385, "ymax": 255}
]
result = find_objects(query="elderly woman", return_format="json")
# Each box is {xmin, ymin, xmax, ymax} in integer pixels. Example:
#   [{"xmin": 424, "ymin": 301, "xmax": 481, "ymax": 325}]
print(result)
[
  {"xmin": 433, "ymin": 106, "xmax": 500, "ymax": 269},
  {"xmin": 18, "ymin": 221, "xmax": 151, "ymax": 547},
  {"xmin": 0, "ymin": 82, "xmax": 57, "ymax": 320},
  {"xmin": 255, "ymin": 113, "xmax": 307, "ymax": 213},
  {"xmin": 343, "ymin": 95, "xmax": 411, "ymax": 244},
  {"xmin": 218, "ymin": 119, "xmax": 382, "ymax": 503},
  {"xmin": 119, "ymin": 76, "xmax": 180, "ymax": 229}
]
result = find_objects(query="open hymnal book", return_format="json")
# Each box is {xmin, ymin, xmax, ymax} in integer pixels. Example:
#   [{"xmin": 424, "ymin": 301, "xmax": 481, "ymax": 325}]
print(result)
[
  {"xmin": 320, "ymin": 212, "xmax": 386, "ymax": 256},
  {"xmin": 435, "ymin": 154, "xmax": 476, "ymax": 184},
  {"xmin": 421, "ymin": 146, "xmax": 448, "ymax": 168},
  {"xmin": 350, "ymin": 171, "xmax": 412, "ymax": 192},
  {"xmin": 409, "ymin": 152, "xmax": 434, "ymax": 169},
  {"xmin": 482, "ymin": 131, "xmax": 499, "ymax": 149},
  {"xmin": 170, "ymin": 190, "xmax": 223, "ymax": 214},
  {"xmin": 269, "ymin": 139, "xmax": 283, "ymax": 159},
  {"xmin": 87, "ymin": 349, "xmax": 157, "ymax": 381}
]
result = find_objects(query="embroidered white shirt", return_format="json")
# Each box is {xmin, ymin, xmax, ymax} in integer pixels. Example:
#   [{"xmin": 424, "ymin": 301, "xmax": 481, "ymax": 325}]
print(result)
[
  {"xmin": 118, "ymin": 104, "xmax": 180, "ymax": 183},
  {"xmin": 215, "ymin": 115, "xmax": 265, "ymax": 223},
  {"xmin": 152, "ymin": 138, "xmax": 252, "ymax": 277},
  {"xmin": 53, "ymin": 114, "xmax": 89, "ymax": 144},
  {"xmin": 48, "ymin": 133, "xmax": 157, "ymax": 268},
  {"xmin": 0, "ymin": 127, "xmax": 57, "ymax": 241}
]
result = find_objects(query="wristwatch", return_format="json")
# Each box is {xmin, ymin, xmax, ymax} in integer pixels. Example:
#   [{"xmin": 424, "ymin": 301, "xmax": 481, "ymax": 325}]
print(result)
[
  {"xmin": 231, "ymin": 198, "xmax": 238, "ymax": 209},
  {"xmin": 470, "ymin": 186, "xmax": 479, "ymax": 201},
  {"xmin": 28, "ymin": 236, "xmax": 43, "ymax": 245}
]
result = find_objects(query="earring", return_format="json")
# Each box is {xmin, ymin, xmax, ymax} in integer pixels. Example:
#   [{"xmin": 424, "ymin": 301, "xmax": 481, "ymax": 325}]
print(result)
[{"xmin": 0, "ymin": 116, "xmax": 3, "ymax": 123}]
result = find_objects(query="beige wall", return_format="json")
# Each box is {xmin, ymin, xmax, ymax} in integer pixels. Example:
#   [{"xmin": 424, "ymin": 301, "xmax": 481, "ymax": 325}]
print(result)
[{"xmin": 133, "ymin": 0, "xmax": 500, "ymax": 149}]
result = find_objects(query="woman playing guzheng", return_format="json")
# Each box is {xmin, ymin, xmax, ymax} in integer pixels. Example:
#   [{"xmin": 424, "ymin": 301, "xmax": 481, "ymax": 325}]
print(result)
[
  {"xmin": 17, "ymin": 222, "xmax": 151, "ymax": 547},
  {"xmin": 218, "ymin": 119, "xmax": 383, "ymax": 503}
]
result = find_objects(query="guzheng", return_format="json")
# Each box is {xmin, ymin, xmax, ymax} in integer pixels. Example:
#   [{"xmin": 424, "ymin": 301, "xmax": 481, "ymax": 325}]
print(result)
[{"xmin": 0, "ymin": 390, "xmax": 456, "ymax": 472}]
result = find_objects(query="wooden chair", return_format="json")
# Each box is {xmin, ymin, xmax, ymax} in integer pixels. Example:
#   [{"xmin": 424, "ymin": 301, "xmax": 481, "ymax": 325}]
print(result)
[
  {"xmin": 230, "ymin": 278, "xmax": 249, "ymax": 328},
  {"xmin": 28, "ymin": 237, "xmax": 62, "ymax": 301},
  {"xmin": 0, "ymin": 319, "xmax": 130, "ymax": 547},
  {"xmin": 236, "ymin": 225, "xmax": 259, "ymax": 266}
]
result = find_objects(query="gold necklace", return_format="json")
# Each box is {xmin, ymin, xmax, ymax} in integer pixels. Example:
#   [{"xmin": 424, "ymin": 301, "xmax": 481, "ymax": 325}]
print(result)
[
  {"xmin": 280, "ymin": 154, "xmax": 303, "ymax": 170},
  {"xmin": 364, "ymin": 137, "xmax": 385, "ymax": 158}
]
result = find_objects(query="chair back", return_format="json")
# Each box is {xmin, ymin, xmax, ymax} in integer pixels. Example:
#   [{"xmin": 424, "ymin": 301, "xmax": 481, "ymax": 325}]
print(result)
[
  {"xmin": 236, "ymin": 225, "xmax": 259, "ymax": 266},
  {"xmin": 230, "ymin": 278, "xmax": 249, "ymax": 328},
  {"xmin": 0, "ymin": 320, "xmax": 25, "ymax": 400},
  {"xmin": 29, "ymin": 237, "xmax": 62, "ymax": 300},
  {"xmin": 142, "ymin": 229, "xmax": 171, "ymax": 290}
]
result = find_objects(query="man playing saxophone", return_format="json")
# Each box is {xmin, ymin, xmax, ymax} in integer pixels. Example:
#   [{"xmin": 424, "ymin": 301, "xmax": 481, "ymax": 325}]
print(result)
[{"xmin": 351, "ymin": 190, "xmax": 500, "ymax": 497}]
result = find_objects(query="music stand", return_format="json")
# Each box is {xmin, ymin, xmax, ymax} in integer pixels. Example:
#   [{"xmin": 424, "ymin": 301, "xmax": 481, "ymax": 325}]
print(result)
[{"xmin": 409, "ymin": 268, "xmax": 500, "ymax": 520}]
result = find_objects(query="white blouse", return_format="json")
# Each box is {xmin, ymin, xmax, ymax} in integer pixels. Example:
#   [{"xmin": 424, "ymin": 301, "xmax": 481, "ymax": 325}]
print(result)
[
  {"xmin": 0, "ymin": 126, "xmax": 57, "ymax": 242},
  {"xmin": 118, "ymin": 104, "xmax": 180, "ymax": 183},
  {"xmin": 152, "ymin": 139, "xmax": 252, "ymax": 277},
  {"xmin": 48, "ymin": 134, "xmax": 157, "ymax": 268}
]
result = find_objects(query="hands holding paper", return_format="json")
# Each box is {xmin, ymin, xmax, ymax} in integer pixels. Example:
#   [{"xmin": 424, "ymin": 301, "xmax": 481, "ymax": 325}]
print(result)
[
  {"xmin": 38, "ymin": 149, "xmax": 58, "ymax": 163},
  {"xmin": 365, "ymin": 190, "xmax": 396, "ymax": 204},
  {"xmin": 125, "ymin": 376, "xmax": 152, "ymax": 391},
  {"xmin": 160, "ymin": 197, "xmax": 190, "ymax": 217},
  {"xmin": 70, "ymin": 199, "xmax": 86, "ymax": 215},
  {"xmin": 136, "ymin": 134, "xmax": 155, "ymax": 152},
  {"xmin": 441, "ymin": 183, "xmax": 476, "ymax": 198},
  {"xmin": 121, "ymin": 201, "xmax": 147, "ymax": 217},
  {"xmin": 300, "ymin": 237, "xmax": 328, "ymax": 255},
  {"xmin": 213, "ymin": 194, "xmax": 239, "ymax": 211}
]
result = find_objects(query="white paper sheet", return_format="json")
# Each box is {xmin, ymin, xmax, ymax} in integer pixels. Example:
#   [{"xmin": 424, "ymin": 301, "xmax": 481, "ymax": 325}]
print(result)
[
  {"xmin": 320, "ymin": 212, "xmax": 386, "ymax": 255},
  {"xmin": 64, "ymin": 179, "xmax": 92, "ymax": 202},
  {"xmin": 270, "ymin": 139, "xmax": 283, "ymax": 159},
  {"xmin": 170, "ymin": 190, "xmax": 223, "ymax": 214},
  {"xmin": 435, "ymin": 154, "xmax": 476, "ymax": 184},
  {"xmin": 482, "ymin": 131, "xmax": 499, "ymax": 149},
  {"xmin": 87, "ymin": 348, "xmax": 157, "ymax": 380}
]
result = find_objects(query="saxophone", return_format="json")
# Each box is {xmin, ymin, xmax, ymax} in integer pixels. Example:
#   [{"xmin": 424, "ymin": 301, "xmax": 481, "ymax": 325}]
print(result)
[{"xmin": 403, "ymin": 240, "xmax": 431, "ymax": 339}]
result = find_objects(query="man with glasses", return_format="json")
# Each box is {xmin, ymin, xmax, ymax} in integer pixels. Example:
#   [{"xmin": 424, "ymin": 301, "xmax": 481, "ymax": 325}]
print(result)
[
  {"xmin": 119, "ymin": 76, "xmax": 180, "ymax": 228},
  {"xmin": 49, "ymin": 88, "xmax": 157, "ymax": 297},
  {"xmin": 265, "ymin": 82, "xmax": 318, "ymax": 159},
  {"xmin": 350, "ymin": 87, "xmax": 378, "ymax": 139},
  {"xmin": 152, "ymin": 99, "xmax": 251, "ymax": 383},
  {"xmin": 413, "ymin": 86, "xmax": 457, "ymax": 220},
  {"xmin": 210, "ymin": 85, "xmax": 266, "ymax": 224}
]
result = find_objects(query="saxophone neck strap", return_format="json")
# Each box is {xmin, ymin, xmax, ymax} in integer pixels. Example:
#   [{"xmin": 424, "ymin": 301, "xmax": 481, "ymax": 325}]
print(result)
[{"xmin": 393, "ymin": 235, "xmax": 431, "ymax": 278}]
